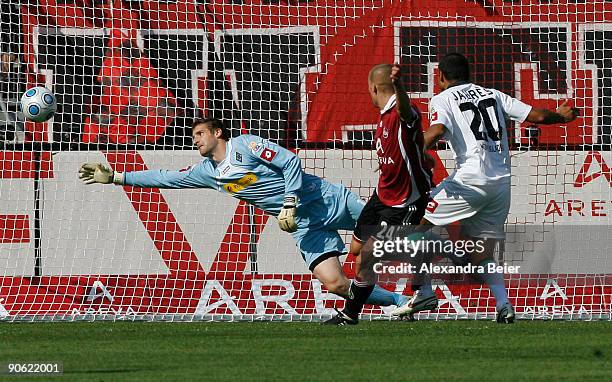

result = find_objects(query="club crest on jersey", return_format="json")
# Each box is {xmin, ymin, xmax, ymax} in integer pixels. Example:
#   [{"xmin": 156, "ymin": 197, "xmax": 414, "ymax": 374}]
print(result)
[
  {"xmin": 260, "ymin": 148, "xmax": 276, "ymax": 162},
  {"xmin": 235, "ymin": 152, "xmax": 243, "ymax": 162},
  {"xmin": 249, "ymin": 141, "xmax": 262, "ymax": 153},
  {"xmin": 426, "ymin": 199, "xmax": 439, "ymax": 213}
]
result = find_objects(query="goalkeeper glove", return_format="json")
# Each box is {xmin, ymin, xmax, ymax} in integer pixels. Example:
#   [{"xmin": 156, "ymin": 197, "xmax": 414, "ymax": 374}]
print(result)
[
  {"xmin": 278, "ymin": 195, "xmax": 298, "ymax": 233},
  {"xmin": 78, "ymin": 163, "xmax": 124, "ymax": 185}
]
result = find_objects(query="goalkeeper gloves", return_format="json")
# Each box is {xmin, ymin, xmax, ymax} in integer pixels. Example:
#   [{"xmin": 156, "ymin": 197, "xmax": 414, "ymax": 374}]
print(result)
[
  {"xmin": 278, "ymin": 195, "xmax": 298, "ymax": 233},
  {"xmin": 78, "ymin": 163, "xmax": 124, "ymax": 185}
]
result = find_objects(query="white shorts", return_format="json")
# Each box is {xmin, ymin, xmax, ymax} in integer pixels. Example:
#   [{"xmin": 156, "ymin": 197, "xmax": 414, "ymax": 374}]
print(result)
[{"xmin": 424, "ymin": 178, "xmax": 511, "ymax": 239}]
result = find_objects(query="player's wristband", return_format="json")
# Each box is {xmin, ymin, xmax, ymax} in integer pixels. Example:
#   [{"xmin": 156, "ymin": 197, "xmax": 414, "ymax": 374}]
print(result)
[
  {"xmin": 283, "ymin": 195, "xmax": 298, "ymax": 208},
  {"xmin": 112, "ymin": 171, "xmax": 124, "ymax": 185}
]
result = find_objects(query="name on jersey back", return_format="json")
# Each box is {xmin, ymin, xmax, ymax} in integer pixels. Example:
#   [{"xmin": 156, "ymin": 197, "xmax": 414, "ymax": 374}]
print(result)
[{"xmin": 450, "ymin": 86, "xmax": 493, "ymax": 102}]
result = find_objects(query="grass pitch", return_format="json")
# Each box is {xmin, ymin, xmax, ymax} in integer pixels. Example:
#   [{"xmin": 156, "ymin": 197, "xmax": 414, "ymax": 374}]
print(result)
[{"xmin": 1, "ymin": 321, "xmax": 610, "ymax": 381}]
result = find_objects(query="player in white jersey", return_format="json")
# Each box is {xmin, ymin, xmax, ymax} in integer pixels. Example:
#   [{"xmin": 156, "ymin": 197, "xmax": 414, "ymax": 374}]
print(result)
[{"xmin": 392, "ymin": 53, "xmax": 579, "ymax": 323}]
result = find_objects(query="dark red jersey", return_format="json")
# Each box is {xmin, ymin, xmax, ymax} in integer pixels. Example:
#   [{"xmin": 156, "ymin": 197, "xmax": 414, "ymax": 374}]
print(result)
[{"xmin": 375, "ymin": 95, "xmax": 432, "ymax": 207}]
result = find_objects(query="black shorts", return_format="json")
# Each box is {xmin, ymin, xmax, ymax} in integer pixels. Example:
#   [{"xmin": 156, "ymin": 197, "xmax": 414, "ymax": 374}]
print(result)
[{"xmin": 353, "ymin": 192, "xmax": 428, "ymax": 243}]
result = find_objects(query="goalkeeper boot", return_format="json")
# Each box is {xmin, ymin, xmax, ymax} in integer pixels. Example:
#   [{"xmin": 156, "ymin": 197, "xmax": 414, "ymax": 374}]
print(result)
[
  {"xmin": 496, "ymin": 302, "xmax": 515, "ymax": 324},
  {"xmin": 391, "ymin": 293, "xmax": 438, "ymax": 321},
  {"xmin": 322, "ymin": 309, "xmax": 358, "ymax": 326}
]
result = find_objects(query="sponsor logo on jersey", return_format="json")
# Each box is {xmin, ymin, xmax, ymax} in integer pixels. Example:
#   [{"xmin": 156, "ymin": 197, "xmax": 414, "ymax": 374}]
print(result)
[
  {"xmin": 223, "ymin": 172, "xmax": 258, "ymax": 194},
  {"xmin": 375, "ymin": 138, "xmax": 395, "ymax": 164},
  {"xmin": 221, "ymin": 165, "xmax": 231, "ymax": 175},
  {"xmin": 235, "ymin": 152, "xmax": 243, "ymax": 162},
  {"xmin": 375, "ymin": 138, "xmax": 384, "ymax": 154},
  {"xmin": 260, "ymin": 148, "xmax": 276, "ymax": 162},
  {"xmin": 378, "ymin": 157, "xmax": 395, "ymax": 165}
]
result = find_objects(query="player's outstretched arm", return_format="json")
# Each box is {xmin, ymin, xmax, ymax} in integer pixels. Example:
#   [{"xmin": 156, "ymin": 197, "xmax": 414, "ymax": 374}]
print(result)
[
  {"xmin": 526, "ymin": 100, "xmax": 580, "ymax": 125},
  {"xmin": 78, "ymin": 162, "xmax": 212, "ymax": 189},
  {"xmin": 78, "ymin": 163, "xmax": 123, "ymax": 185},
  {"xmin": 391, "ymin": 63, "xmax": 417, "ymax": 125}
]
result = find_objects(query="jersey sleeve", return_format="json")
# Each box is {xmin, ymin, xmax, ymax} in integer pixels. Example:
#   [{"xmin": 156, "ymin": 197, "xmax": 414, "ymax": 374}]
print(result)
[
  {"xmin": 429, "ymin": 95, "xmax": 454, "ymax": 139},
  {"xmin": 239, "ymin": 135, "xmax": 303, "ymax": 198},
  {"xmin": 123, "ymin": 161, "xmax": 215, "ymax": 189},
  {"xmin": 403, "ymin": 104, "xmax": 422, "ymax": 130},
  {"xmin": 495, "ymin": 90, "xmax": 532, "ymax": 122}
]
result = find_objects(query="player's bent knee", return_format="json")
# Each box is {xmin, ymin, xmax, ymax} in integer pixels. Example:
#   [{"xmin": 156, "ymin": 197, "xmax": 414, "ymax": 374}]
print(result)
[
  {"xmin": 324, "ymin": 278, "xmax": 350, "ymax": 296},
  {"xmin": 310, "ymin": 251, "xmax": 350, "ymax": 297}
]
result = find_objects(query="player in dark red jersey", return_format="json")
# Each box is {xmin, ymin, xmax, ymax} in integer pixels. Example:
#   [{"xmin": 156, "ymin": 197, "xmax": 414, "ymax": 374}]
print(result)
[{"xmin": 324, "ymin": 63, "xmax": 432, "ymax": 325}]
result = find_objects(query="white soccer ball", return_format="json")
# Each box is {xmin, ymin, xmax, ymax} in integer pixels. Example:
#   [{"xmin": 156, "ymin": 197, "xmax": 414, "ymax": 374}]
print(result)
[{"xmin": 20, "ymin": 86, "xmax": 57, "ymax": 122}]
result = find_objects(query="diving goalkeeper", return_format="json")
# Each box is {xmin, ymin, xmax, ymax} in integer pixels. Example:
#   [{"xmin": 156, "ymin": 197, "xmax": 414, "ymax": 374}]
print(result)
[{"xmin": 79, "ymin": 117, "xmax": 408, "ymax": 311}]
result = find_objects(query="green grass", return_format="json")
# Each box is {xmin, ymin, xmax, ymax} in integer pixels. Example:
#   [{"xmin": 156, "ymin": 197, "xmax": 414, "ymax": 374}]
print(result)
[{"xmin": 0, "ymin": 321, "xmax": 610, "ymax": 381}]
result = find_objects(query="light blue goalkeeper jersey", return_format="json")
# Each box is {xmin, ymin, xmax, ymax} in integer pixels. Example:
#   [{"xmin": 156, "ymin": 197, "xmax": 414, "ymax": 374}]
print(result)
[
  {"xmin": 124, "ymin": 134, "xmax": 324, "ymax": 216},
  {"xmin": 122, "ymin": 134, "xmax": 365, "ymax": 268}
]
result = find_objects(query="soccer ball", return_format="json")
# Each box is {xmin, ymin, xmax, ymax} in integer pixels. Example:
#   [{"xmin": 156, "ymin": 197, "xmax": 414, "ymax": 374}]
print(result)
[{"xmin": 20, "ymin": 86, "xmax": 57, "ymax": 122}]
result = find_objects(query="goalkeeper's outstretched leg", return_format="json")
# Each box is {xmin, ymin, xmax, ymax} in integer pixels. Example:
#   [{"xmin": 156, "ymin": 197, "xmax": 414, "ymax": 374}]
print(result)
[{"xmin": 312, "ymin": 254, "xmax": 407, "ymax": 310}]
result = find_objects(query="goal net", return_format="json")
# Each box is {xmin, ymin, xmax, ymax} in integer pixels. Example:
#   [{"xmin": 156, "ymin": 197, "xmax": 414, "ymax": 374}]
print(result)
[{"xmin": 0, "ymin": 0, "xmax": 610, "ymax": 321}]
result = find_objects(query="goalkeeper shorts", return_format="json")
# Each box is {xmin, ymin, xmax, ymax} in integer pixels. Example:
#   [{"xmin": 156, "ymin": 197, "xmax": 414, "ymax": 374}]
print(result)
[{"xmin": 292, "ymin": 181, "xmax": 365, "ymax": 270}]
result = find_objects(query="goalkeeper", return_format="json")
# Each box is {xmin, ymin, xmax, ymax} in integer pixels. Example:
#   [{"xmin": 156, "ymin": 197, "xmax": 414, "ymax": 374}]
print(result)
[{"xmin": 79, "ymin": 117, "xmax": 408, "ymax": 311}]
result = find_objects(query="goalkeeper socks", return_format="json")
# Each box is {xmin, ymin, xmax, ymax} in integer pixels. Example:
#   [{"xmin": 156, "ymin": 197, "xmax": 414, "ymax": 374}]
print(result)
[
  {"xmin": 366, "ymin": 285, "xmax": 405, "ymax": 306},
  {"xmin": 343, "ymin": 279, "xmax": 375, "ymax": 319},
  {"xmin": 478, "ymin": 259, "xmax": 509, "ymax": 309}
]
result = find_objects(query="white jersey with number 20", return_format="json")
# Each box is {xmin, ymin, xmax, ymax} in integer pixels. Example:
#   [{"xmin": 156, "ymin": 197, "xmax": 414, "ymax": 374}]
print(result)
[{"xmin": 429, "ymin": 83, "xmax": 532, "ymax": 185}]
